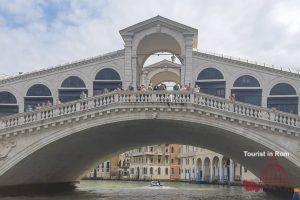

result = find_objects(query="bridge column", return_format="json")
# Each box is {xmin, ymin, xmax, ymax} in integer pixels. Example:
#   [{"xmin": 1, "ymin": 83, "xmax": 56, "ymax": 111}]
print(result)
[
  {"xmin": 229, "ymin": 159, "xmax": 234, "ymax": 183},
  {"xmin": 123, "ymin": 36, "xmax": 136, "ymax": 89},
  {"xmin": 183, "ymin": 34, "xmax": 194, "ymax": 85},
  {"xmin": 201, "ymin": 161, "xmax": 204, "ymax": 181},
  {"xmin": 209, "ymin": 159, "xmax": 213, "ymax": 182},
  {"xmin": 219, "ymin": 156, "xmax": 223, "ymax": 182},
  {"xmin": 19, "ymin": 99, "xmax": 24, "ymax": 113}
]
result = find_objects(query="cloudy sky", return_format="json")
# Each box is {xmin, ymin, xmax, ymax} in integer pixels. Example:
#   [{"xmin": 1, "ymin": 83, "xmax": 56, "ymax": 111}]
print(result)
[{"xmin": 0, "ymin": 0, "xmax": 300, "ymax": 75}]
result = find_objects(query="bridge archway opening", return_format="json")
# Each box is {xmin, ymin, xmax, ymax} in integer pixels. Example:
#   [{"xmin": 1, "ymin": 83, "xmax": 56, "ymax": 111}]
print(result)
[
  {"xmin": 136, "ymin": 33, "xmax": 183, "ymax": 86},
  {"xmin": 196, "ymin": 158, "xmax": 202, "ymax": 181},
  {"xmin": 212, "ymin": 156, "xmax": 220, "ymax": 181},
  {"xmin": 203, "ymin": 157, "xmax": 211, "ymax": 182},
  {"xmin": 0, "ymin": 118, "xmax": 299, "ymax": 188}
]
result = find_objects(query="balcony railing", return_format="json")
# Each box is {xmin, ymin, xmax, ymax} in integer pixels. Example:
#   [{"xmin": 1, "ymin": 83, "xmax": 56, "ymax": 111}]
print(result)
[{"xmin": 1, "ymin": 91, "xmax": 299, "ymax": 131}]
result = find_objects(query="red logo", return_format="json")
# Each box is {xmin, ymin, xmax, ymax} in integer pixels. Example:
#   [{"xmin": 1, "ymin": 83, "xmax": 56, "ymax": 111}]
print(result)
[{"xmin": 243, "ymin": 154, "xmax": 290, "ymax": 192}]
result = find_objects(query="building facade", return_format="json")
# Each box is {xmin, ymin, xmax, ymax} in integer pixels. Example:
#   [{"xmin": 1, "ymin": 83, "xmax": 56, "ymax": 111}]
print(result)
[
  {"xmin": 86, "ymin": 144, "xmax": 257, "ymax": 184},
  {"xmin": 128, "ymin": 144, "xmax": 171, "ymax": 180},
  {"xmin": 86, "ymin": 155, "xmax": 119, "ymax": 180},
  {"xmin": 179, "ymin": 145, "xmax": 257, "ymax": 183}
]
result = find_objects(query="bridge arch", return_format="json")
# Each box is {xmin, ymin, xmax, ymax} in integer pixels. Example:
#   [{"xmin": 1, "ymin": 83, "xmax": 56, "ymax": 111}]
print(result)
[
  {"xmin": 0, "ymin": 92, "xmax": 300, "ymax": 187},
  {"xmin": 134, "ymin": 32, "xmax": 184, "ymax": 68},
  {"xmin": 133, "ymin": 31, "xmax": 184, "ymax": 86},
  {"xmin": 1, "ymin": 111, "xmax": 299, "ymax": 187}
]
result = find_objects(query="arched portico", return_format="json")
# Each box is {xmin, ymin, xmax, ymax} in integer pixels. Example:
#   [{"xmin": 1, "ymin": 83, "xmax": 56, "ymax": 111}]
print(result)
[
  {"xmin": 120, "ymin": 15, "xmax": 198, "ymax": 88},
  {"xmin": 141, "ymin": 60, "xmax": 181, "ymax": 86},
  {"xmin": 196, "ymin": 158, "xmax": 202, "ymax": 181}
]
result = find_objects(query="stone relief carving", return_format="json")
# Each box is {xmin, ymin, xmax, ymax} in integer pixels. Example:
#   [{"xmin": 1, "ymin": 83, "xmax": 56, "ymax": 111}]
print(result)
[{"xmin": 0, "ymin": 140, "xmax": 16, "ymax": 159}]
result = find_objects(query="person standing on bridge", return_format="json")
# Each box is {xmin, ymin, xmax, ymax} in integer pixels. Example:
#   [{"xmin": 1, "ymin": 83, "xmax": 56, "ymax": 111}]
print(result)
[
  {"xmin": 173, "ymin": 83, "xmax": 179, "ymax": 91},
  {"xmin": 194, "ymin": 85, "xmax": 200, "ymax": 93}
]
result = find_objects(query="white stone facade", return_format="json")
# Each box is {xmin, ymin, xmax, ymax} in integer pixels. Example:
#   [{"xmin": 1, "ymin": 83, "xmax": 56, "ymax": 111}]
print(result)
[{"xmin": 179, "ymin": 145, "xmax": 257, "ymax": 183}]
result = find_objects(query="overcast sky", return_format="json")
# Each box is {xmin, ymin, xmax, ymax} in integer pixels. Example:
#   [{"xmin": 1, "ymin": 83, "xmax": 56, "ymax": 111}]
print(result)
[{"xmin": 0, "ymin": 0, "xmax": 300, "ymax": 75}]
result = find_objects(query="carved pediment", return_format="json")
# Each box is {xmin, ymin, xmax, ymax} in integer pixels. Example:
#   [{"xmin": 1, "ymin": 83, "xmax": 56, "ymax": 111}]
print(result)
[{"xmin": 119, "ymin": 15, "xmax": 198, "ymax": 48}]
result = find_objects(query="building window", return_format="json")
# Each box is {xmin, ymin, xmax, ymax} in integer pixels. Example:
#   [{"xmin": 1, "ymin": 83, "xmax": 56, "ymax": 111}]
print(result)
[
  {"xmin": 143, "ymin": 167, "xmax": 147, "ymax": 175},
  {"xmin": 93, "ymin": 68, "xmax": 122, "ymax": 95},
  {"xmin": 106, "ymin": 162, "xmax": 110, "ymax": 172},
  {"xmin": 171, "ymin": 168, "xmax": 174, "ymax": 175},
  {"xmin": 150, "ymin": 146, "xmax": 153, "ymax": 152},
  {"xmin": 171, "ymin": 146, "xmax": 174, "ymax": 153},
  {"xmin": 165, "ymin": 168, "xmax": 169, "ymax": 175},
  {"xmin": 59, "ymin": 76, "xmax": 87, "ymax": 103},
  {"xmin": 158, "ymin": 167, "xmax": 161, "ymax": 175},
  {"xmin": 232, "ymin": 75, "xmax": 261, "ymax": 106},
  {"xmin": 267, "ymin": 83, "xmax": 298, "ymax": 114},
  {"xmin": 196, "ymin": 68, "xmax": 225, "ymax": 97},
  {"xmin": 0, "ymin": 91, "xmax": 18, "ymax": 116},
  {"xmin": 233, "ymin": 75, "xmax": 260, "ymax": 87},
  {"xmin": 171, "ymin": 159, "xmax": 174, "ymax": 164},
  {"xmin": 24, "ymin": 84, "xmax": 53, "ymax": 111},
  {"xmin": 150, "ymin": 167, "xmax": 153, "ymax": 175}
]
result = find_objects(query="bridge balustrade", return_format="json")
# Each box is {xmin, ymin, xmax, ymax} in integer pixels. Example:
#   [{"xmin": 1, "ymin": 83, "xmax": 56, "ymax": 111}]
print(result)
[{"xmin": 0, "ymin": 91, "xmax": 299, "ymax": 130}]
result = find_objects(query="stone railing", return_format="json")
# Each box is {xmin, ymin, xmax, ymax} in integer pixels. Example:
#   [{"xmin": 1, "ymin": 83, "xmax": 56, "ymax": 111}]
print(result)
[{"xmin": 0, "ymin": 91, "xmax": 299, "ymax": 131}]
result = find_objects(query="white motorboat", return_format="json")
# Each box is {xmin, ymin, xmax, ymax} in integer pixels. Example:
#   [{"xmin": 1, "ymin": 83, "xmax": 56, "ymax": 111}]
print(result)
[{"xmin": 150, "ymin": 180, "xmax": 162, "ymax": 187}]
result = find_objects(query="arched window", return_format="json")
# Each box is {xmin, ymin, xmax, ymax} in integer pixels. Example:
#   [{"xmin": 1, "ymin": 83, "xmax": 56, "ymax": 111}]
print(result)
[
  {"xmin": 0, "ymin": 91, "xmax": 19, "ymax": 116},
  {"xmin": 26, "ymin": 84, "xmax": 52, "ymax": 96},
  {"xmin": 143, "ymin": 167, "xmax": 147, "ymax": 175},
  {"xmin": 158, "ymin": 167, "xmax": 161, "ymax": 175},
  {"xmin": 171, "ymin": 146, "xmax": 174, "ymax": 153},
  {"xmin": 61, "ymin": 76, "xmax": 86, "ymax": 88},
  {"xmin": 269, "ymin": 83, "xmax": 296, "ymax": 95},
  {"xmin": 197, "ymin": 68, "xmax": 224, "ymax": 80},
  {"xmin": 165, "ymin": 168, "xmax": 169, "ymax": 175},
  {"xmin": 150, "ymin": 167, "xmax": 153, "ymax": 175},
  {"xmin": 233, "ymin": 75, "xmax": 260, "ymax": 87},
  {"xmin": 268, "ymin": 83, "xmax": 298, "ymax": 114},
  {"xmin": 24, "ymin": 84, "xmax": 53, "ymax": 112},
  {"xmin": 95, "ymin": 68, "xmax": 121, "ymax": 80},
  {"xmin": 196, "ymin": 68, "xmax": 225, "ymax": 97},
  {"xmin": 93, "ymin": 68, "xmax": 122, "ymax": 95},
  {"xmin": 59, "ymin": 76, "xmax": 87, "ymax": 103},
  {"xmin": 231, "ymin": 75, "xmax": 261, "ymax": 106}
]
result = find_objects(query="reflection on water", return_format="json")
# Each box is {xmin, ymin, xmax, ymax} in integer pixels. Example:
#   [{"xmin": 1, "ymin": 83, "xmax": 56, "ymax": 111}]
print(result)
[{"xmin": 0, "ymin": 180, "xmax": 290, "ymax": 200}]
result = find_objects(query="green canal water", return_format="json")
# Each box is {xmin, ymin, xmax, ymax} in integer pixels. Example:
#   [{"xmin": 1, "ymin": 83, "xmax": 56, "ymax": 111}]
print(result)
[{"xmin": 1, "ymin": 180, "xmax": 290, "ymax": 200}]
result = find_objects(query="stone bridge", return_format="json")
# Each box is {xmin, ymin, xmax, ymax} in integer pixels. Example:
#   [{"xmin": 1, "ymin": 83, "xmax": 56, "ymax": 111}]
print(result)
[{"xmin": 0, "ymin": 91, "xmax": 299, "ymax": 188}]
